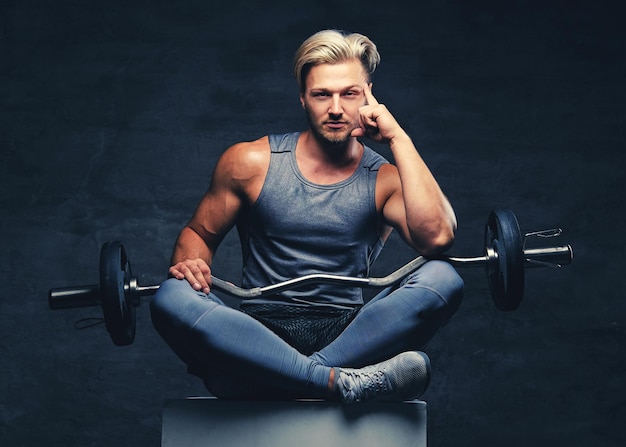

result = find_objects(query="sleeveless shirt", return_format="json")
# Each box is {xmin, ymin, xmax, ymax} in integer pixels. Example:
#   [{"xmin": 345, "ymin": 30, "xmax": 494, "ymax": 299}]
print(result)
[{"xmin": 238, "ymin": 132, "xmax": 389, "ymax": 310}]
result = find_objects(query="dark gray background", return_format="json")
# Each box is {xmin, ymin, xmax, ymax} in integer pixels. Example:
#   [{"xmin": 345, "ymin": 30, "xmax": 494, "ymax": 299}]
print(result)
[{"xmin": 2, "ymin": 0, "xmax": 624, "ymax": 445}]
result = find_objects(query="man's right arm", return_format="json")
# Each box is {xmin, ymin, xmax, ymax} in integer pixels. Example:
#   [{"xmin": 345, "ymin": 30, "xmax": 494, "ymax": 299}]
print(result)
[
  {"xmin": 167, "ymin": 138, "xmax": 270, "ymax": 293},
  {"xmin": 168, "ymin": 144, "xmax": 247, "ymax": 293}
]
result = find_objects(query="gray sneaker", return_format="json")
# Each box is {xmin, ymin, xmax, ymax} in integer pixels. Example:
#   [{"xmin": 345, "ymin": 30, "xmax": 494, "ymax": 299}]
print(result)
[{"xmin": 336, "ymin": 351, "xmax": 431, "ymax": 403}]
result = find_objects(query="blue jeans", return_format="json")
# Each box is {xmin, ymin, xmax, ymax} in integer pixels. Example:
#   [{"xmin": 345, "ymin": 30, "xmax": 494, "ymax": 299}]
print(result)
[{"xmin": 150, "ymin": 260, "xmax": 463, "ymax": 400}]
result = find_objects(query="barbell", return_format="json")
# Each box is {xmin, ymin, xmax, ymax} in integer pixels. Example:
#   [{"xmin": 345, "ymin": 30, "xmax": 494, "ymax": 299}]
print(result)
[{"xmin": 48, "ymin": 209, "xmax": 573, "ymax": 346}]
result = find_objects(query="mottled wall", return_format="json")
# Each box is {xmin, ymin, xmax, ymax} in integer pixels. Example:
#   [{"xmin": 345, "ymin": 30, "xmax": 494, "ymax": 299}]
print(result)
[{"xmin": 1, "ymin": 1, "xmax": 624, "ymax": 446}]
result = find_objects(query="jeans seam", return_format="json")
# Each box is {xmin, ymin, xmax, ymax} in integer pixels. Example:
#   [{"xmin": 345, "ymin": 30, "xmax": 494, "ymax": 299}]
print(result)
[
  {"xmin": 408, "ymin": 284, "xmax": 451, "ymax": 307},
  {"xmin": 189, "ymin": 305, "xmax": 221, "ymax": 332}
]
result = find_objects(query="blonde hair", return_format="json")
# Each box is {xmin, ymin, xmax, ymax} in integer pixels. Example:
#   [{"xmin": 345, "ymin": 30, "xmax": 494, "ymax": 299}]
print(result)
[{"xmin": 293, "ymin": 29, "xmax": 381, "ymax": 92}]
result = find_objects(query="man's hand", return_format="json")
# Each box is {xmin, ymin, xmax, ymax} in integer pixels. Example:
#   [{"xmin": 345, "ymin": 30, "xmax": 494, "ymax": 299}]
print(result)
[
  {"xmin": 169, "ymin": 259, "xmax": 212, "ymax": 294},
  {"xmin": 351, "ymin": 83, "xmax": 406, "ymax": 144}
]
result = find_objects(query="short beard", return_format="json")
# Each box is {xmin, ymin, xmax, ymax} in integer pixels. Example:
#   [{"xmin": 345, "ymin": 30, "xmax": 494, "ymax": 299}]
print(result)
[{"xmin": 305, "ymin": 111, "xmax": 352, "ymax": 149}]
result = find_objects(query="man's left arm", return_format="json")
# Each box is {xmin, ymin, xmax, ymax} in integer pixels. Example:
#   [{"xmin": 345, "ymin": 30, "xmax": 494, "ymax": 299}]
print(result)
[{"xmin": 352, "ymin": 84, "xmax": 457, "ymax": 255}]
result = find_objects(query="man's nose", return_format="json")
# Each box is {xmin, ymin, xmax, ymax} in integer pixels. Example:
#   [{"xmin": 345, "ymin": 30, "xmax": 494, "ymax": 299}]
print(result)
[{"xmin": 329, "ymin": 94, "xmax": 343, "ymax": 115}]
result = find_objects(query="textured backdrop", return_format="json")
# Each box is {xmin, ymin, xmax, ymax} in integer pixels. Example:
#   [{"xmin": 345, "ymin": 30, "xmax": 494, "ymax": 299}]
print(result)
[{"xmin": 1, "ymin": 0, "xmax": 624, "ymax": 445}]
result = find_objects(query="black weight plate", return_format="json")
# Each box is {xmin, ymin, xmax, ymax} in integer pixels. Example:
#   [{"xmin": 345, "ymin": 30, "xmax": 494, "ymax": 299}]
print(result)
[
  {"xmin": 100, "ymin": 241, "xmax": 136, "ymax": 346},
  {"xmin": 484, "ymin": 209, "xmax": 525, "ymax": 311}
]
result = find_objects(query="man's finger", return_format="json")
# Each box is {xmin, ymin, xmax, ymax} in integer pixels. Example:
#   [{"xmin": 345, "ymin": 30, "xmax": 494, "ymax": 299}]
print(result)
[
  {"xmin": 186, "ymin": 270, "xmax": 208, "ymax": 293},
  {"xmin": 168, "ymin": 265, "xmax": 184, "ymax": 280},
  {"xmin": 350, "ymin": 126, "xmax": 366, "ymax": 137},
  {"xmin": 363, "ymin": 82, "xmax": 379, "ymax": 106}
]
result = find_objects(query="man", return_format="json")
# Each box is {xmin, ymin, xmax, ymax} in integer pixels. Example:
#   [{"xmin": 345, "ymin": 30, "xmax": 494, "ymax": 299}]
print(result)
[{"xmin": 150, "ymin": 29, "xmax": 463, "ymax": 403}]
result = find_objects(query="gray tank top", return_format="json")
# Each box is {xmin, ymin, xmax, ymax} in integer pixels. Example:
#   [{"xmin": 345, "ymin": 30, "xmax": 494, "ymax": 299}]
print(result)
[{"xmin": 238, "ymin": 132, "xmax": 389, "ymax": 309}]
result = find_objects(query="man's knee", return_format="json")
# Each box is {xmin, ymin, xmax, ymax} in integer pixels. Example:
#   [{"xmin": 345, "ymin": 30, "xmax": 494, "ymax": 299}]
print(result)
[
  {"xmin": 150, "ymin": 278, "xmax": 227, "ymax": 333},
  {"xmin": 404, "ymin": 260, "xmax": 464, "ymax": 317},
  {"xmin": 150, "ymin": 278, "xmax": 184, "ymax": 321},
  {"xmin": 150, "ymin": 278, "xmax": 207, "ymax": 333},
  {"xmin": 150, "ymin": 278, "xmax": 179, "ymax": 336}
]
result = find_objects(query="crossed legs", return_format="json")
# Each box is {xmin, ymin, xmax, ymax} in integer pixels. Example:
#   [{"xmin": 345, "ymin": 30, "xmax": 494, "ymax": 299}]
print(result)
[{"xmin": 150, "ymin": 260, "xmax": 463, "ymax": 400}]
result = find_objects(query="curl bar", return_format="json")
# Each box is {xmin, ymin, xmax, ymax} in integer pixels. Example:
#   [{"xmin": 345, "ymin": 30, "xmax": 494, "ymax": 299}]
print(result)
[{"xmin": 48, "ymin": 209, "xmax": 573, "ymax": 346}]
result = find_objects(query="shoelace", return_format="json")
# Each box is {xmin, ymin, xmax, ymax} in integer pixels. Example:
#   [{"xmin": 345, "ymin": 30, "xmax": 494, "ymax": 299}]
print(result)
[{"xmin": 340, "ymin": 369, "xmax": 391, "ymax": 402}]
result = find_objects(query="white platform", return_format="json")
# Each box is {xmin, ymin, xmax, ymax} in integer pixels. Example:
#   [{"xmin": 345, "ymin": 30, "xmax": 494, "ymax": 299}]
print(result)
[{"xmin": 162, "ymin": 397, "xmax": 427, "ymax": 446}]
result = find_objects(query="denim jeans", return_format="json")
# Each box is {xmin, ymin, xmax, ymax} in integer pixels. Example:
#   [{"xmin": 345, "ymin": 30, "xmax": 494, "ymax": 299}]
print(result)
[{"xmin": 150, "ymin": 260, "xmax": 463, "ymax": 399}]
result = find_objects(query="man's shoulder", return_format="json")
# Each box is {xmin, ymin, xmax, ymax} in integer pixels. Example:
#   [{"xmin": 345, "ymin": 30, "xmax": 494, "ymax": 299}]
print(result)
[
  {"xmin": 223, "ymin": 136, "xmax": 271, "ymax": 164},
  {"xmin": 373, "ymin": 160, "xmax": 400, "ymax": 194},
  {"xmin": 216, "ymin": 136, "xmax": 272, "ymax": 185},
  {"xmin": 229, "ymin": 135, "xmax": 271, "ymax": 155}
]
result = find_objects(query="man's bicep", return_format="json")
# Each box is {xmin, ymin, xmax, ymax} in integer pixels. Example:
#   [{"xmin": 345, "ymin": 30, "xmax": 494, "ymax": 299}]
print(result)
[
  {"xmin": 377, "ymin": 165, "xmax": 415, "ymax": 249},
  {"xmin": 187, "ymin": 158, "xmax": 243, "ymax": 250},
  {"xmin": 381, "ymin": 190, "xmax": 415, "ymax": 248}
]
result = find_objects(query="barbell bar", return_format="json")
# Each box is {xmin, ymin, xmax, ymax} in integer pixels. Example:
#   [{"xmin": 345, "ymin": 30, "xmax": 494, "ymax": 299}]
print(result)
[{"xmin": 48, "ymin": 209, "xmax": 573, "ymax": 346}]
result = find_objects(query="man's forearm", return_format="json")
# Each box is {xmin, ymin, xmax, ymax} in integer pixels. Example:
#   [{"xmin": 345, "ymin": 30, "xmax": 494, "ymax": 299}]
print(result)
[{"xmin": 170, "ymin": 226, "xmax": 213, "ymax": 266}]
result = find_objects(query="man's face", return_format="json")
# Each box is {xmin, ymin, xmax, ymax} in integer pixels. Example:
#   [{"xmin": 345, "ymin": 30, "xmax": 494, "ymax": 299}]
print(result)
[{"xmin": 300, "ymin": 59, "xmax": 369, "ymax": 146}]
